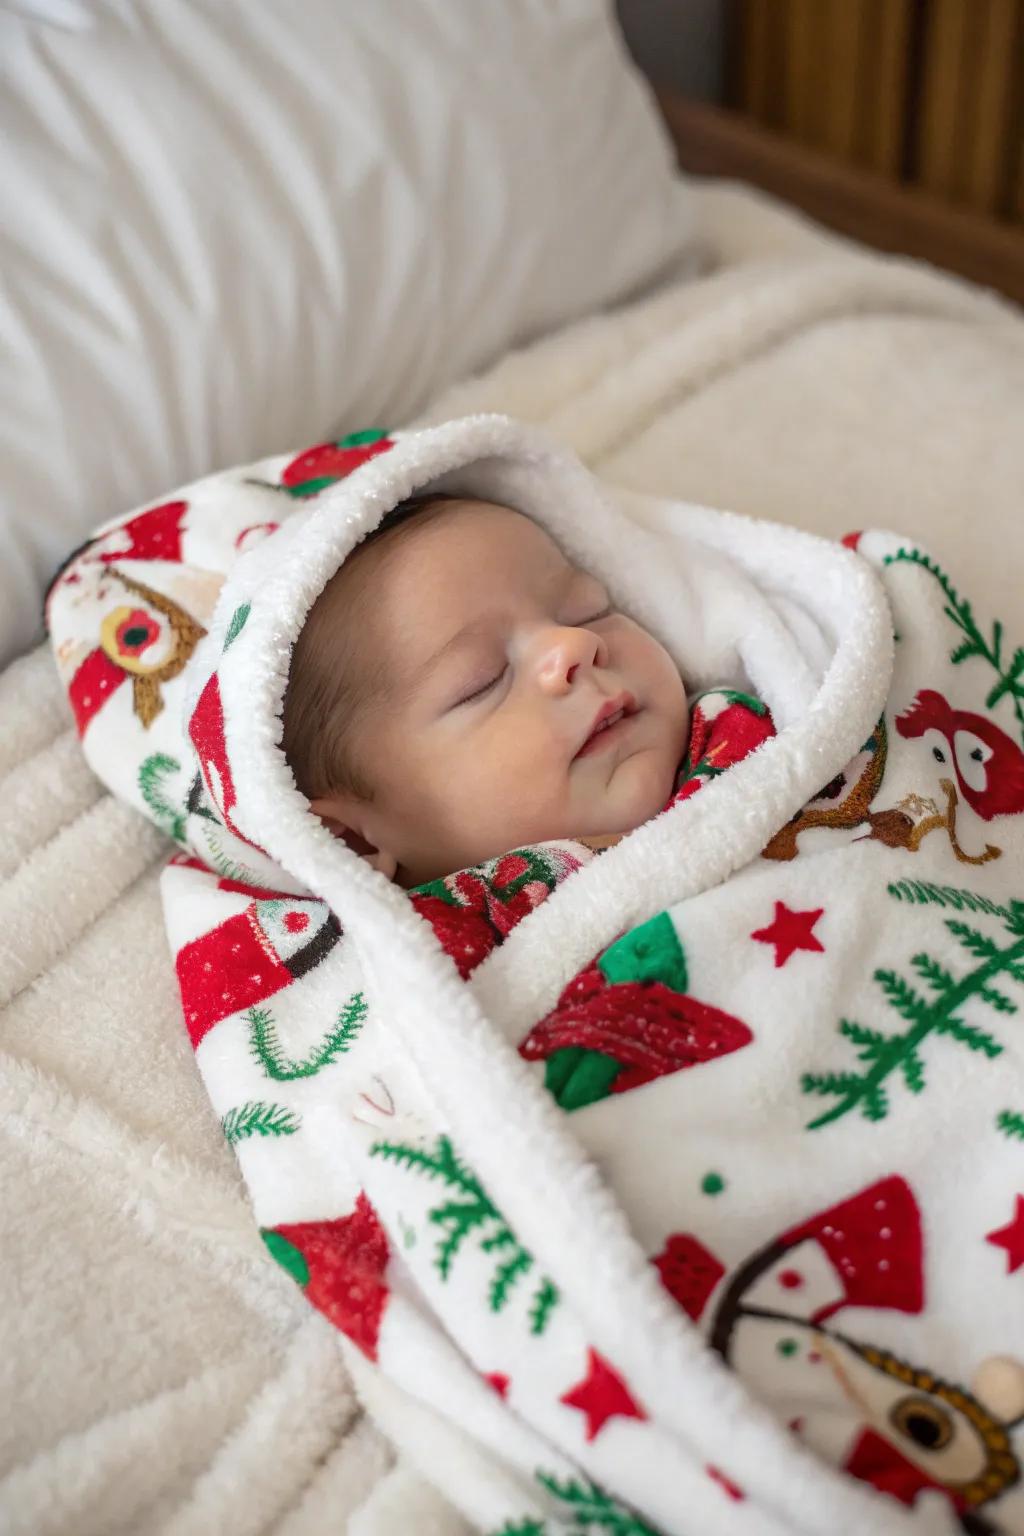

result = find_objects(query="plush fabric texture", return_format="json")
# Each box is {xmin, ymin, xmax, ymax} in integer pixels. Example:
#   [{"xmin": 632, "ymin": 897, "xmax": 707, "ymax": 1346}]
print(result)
[
  {"xmin": 6, "ymin": 183, "xmax": 1024, "ymax": 1535},
  {"xmin": 44, "ymin": 383, "xmax": 1024, "ymax": 1536}
]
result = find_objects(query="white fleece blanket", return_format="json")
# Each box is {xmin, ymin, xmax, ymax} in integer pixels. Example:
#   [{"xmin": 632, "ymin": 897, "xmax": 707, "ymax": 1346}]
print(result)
[{"xmin": 3, "ymin": 182, "xmax": 1024, "ymax": 1536}]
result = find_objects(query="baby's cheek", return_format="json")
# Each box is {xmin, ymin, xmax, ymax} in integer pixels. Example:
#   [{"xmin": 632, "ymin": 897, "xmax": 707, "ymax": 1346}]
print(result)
[
  {"xmin": 647, "ymin": 640, "xmax": 687, "ymax": 720},
  {"xmin": 482, "ymin": 729, "xmax": 567, "ymax": 835},
  {"xmin": 621, "ymin": 623, "xmax": 666, "ymax": 680}
]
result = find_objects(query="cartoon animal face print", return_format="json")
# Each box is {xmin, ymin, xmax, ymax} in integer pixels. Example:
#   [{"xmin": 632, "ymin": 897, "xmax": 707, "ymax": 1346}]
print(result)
[
  {"xmin": 897, "ymin": 691, "xmax": 1024, "ymax": 824},
  {"xmin": 820, "ymin": 1333, "xmax": 1020, "ymax": 1511},
  {"xmin": 953, "ymin": 732, "xmax": 995, "ymax": 796},
  {"xmin": 921, "ymin": 725, "xmax": 994, "ymax": 792},
  {"xmin": 725, "ymin": 1310, "xmax": 1022, "ymax": 1517},
  {"xmin": 691, "ymin": 1178, "xmax": 1024, "ymax": 1525}
]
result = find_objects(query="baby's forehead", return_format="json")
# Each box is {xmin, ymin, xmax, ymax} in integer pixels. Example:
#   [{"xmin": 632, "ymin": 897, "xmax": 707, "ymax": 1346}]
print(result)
[
  {"xmin": 385, "ymin": 497, "xmax": 572, "ymax": 576},
  {"xmin": 328, "ymin": 498, "xmax": 587, "ymax": 650},
  {"xmin": 332, "ymin": 501, "xmax": 547, "ymax": 609},
  {"xmin": 401, "ymin": 496, "xmax": 552, "ymax": 545}
]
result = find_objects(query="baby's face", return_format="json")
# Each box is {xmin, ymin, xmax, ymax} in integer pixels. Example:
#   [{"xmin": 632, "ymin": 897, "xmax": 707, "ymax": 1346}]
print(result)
[{"xmin": 321, "ymin": 501, "xmax": 688, "ymax": 885}]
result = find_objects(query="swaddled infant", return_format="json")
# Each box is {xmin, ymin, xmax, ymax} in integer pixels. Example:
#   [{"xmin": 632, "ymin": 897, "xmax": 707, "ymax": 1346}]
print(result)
[{"xmin": 282, "ymin": 495, "xmax": 696, "ymax": 887}]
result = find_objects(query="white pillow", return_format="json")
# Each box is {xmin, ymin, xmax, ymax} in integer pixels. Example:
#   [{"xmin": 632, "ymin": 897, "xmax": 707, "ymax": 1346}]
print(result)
[{"xmin": 0, "ymin": 0, "xmax": 695, "ymax": 667}]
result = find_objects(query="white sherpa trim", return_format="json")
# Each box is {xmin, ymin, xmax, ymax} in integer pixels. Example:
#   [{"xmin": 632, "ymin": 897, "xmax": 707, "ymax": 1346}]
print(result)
[
  {"xmin": 471, "ymin": 500, "xmax": 894, "ymax": 1029},
  {"xmin": 201, "ymin": 413, "xmax": 901, "ymax": 1533}
]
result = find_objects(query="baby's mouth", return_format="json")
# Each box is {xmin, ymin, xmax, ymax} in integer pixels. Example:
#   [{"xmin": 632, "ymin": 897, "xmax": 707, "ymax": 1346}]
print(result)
[{"xmin": 574, "ymin": 693, "xmax": 639, "ymax": 759}]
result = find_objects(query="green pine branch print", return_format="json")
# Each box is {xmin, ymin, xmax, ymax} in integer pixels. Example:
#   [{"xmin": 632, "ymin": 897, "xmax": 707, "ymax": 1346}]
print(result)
[
  {"xmin": 198, "ymin": 821, "xmax": 258, "ymax": 885},
  {"xmin": 997, "ymin": 1110, "xmax": 1024, "ymax": 1142},
  {"xmin": 223, "ymin": 602, "xmax": 250, "ymax": 651},
  {"xmin": 487, "ymin": 1475, "xmax": 664, "ymax": 1536},
  {"xmin": 529, "ymin": 1277, "xmax": 559, "ymax": 1336},
  {"xmin": 887, "ymin": 878, "xmax": 1024, "ymax": 934},
  {"xmin": 945, "ymin": 920, "xmax": 1003, "ymax": 962},
  {"xmin": 536, "ymin": 1473, "xmax": 663, "ymax": 1536},
  {"xmin": 138, "ymin": 753, "xmax": 186, "ymax": 843},
  {"xmin": 803, "ymin": 881, "xmax": 1024, "ymax": 1130},
  {"xmin": 247, "ymin": 993, "xmax": 366, "ymax": 1081},
  {"xmin": 883, "ymin": 547, "xmax": 1024, "ymax": 744},
  {"xmin": 674, "ymin": 759, "xmax": 723, "ymax": 794},
  {"xmin": 221, "ymin": 1099, "xmax": 300, "ymax": 1142},
  {"xmin": 369, "ymin": 1135, "xmax": 559, "ymax": 1334}
]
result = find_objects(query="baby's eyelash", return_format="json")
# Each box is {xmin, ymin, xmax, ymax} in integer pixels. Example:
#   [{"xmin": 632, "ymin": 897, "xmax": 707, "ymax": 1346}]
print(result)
[{"xmin": 457, "ymin": 666, "xmax": 507, "ymax": 706}]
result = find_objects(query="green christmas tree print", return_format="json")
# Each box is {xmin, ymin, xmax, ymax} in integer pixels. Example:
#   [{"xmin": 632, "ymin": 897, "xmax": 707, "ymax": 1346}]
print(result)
[
  {"xmin": 996, "ymin": 1110, "xmax": 1024, "ymax": 1142},
  {"xmin": 221, "ymin": 1100, "xmax": 300, "ymax": 1142},
  {"xmin": 369, "ymin": 1134, "xmax": 558, "ymax": 1334},
  {"xmin": 138, "ymin": 752, "xmax": 187, "ymax": 843},
  {"xmin": 536, "ymin": 1475, "xmax": 662, "ymax": 1536},
  {"xmin": 190, "ymin": 813, "xmax": 266, "ymax": 887},
  {"xmin": 802, "ymin": 880, "xmax": 1024, "ymax": 1130},
  {"xmin": 883, "ymin": 547, "xmax": 1024, "ymax": 745},
  {"xmin": 247, "ymin": 993, "xmax": 366, "ymax": 1081},
  {"xmin": 491, "ymin": 1474, "xmax": 663, "ymax": 1536}
]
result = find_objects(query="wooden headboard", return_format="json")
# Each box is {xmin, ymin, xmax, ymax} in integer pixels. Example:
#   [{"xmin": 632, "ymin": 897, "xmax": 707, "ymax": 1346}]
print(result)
[
  {"xmin": 656, "ymin": 92, "xmax": 1024, "ymax": 306},
  {"xmin": 647, "ymin": 1, "xmax": 1024, "ymax": 307}
]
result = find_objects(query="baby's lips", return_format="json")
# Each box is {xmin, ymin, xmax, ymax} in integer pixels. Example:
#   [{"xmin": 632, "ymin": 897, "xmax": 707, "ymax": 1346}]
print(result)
[{"xmin": 572, "ymin": 692, "xmax": 639, "ymax": 759}]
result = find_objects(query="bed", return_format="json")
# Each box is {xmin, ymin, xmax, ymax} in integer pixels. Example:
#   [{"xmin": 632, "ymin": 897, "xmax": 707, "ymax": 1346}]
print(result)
[{"xmin": 2, "ymin": 6, "xmax": 1023, "ymax": 1534}]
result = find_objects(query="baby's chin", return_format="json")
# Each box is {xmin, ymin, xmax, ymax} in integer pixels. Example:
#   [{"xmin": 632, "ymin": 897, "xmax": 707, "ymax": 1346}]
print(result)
[{"xmin": 577, "ymin": 743, "xmax": 681, "ymax": 841}]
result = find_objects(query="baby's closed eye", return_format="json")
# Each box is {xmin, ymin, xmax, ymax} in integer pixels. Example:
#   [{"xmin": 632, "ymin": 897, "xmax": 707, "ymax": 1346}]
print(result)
[
  {"xmin": 452, "ymin": 665, "xmax": 509, "ymax": 708},
  {"xmin": 559, "ymin": 571, "xmax": 614, "ymax": 628}
]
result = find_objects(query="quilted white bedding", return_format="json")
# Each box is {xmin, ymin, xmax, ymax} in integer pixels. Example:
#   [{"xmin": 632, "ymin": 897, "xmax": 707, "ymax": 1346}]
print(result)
[{"xmin": 2, "ymin": 180, "xmax": 1023, "ymax": 1536}]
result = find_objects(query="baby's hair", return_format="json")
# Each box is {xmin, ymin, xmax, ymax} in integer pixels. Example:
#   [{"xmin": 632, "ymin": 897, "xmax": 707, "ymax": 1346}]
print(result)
[{"xmin": 281, "ymin": 490, "xmax": 466, "ymax": 803}]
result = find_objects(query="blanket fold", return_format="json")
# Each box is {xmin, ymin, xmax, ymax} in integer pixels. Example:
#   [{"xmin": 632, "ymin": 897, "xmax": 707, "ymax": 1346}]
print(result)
[{"xmin": 46, "ymin": 410, "xmax": 1024, "ymax": 1535}]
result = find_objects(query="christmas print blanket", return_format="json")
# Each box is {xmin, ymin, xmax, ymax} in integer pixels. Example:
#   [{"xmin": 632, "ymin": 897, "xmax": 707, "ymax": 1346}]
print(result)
[{"xmin": 46, "ymin": 413, "xmax": 1024, "ymax": 1536}]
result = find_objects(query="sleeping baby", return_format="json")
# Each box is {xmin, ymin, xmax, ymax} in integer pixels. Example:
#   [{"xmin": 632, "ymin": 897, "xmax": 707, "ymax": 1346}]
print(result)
[
  {"xmin": 47, "ymin": 413, "xmax": 1024, "ymax": 1535},
  {"xmin": 280, "ymin": 490, "xmax": 773, "ymax": 963},
  {"xmin": 282, "ymin": 492, "xmax": 692, "ymax": 883}
]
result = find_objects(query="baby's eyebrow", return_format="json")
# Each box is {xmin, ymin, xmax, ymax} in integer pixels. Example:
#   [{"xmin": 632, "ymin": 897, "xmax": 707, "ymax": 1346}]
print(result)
[{"xmin": 413, "ymin": 615, "xmax": 495, "ymax": 682}]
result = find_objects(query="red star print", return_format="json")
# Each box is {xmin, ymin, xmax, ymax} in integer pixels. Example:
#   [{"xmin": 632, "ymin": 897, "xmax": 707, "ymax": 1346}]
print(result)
[
  {"xmin": 484, "ymin": 1372, "xmax": 510, "ymax": 1399},
  {"xmin": 751, "ymin": 902, "xmax": 825, "ymax": 967},
  {"xmin": 559, "ymin": 1349, "xmax": 646, "ymax": 1441},
  {"xmin": 987, "ymin": 1196, "xmax": 1024, "ymax": 1273}
]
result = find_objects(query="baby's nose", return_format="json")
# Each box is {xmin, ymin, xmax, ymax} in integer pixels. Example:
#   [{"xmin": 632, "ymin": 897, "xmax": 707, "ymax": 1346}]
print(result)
[{"xmin": 536, "ymin": 626, "xmax": 606, "ymax": 696}]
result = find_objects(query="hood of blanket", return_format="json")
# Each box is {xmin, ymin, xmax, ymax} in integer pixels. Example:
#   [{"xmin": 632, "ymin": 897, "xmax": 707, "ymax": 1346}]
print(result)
[{"xmin": 46, "ymin": 412, "xmax": 887, "ymax": 897}]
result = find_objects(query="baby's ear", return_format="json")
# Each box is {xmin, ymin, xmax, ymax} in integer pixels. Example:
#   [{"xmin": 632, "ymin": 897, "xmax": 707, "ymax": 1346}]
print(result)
[{"xmin": 309, "ymin": 797, "xmax": 398, "ymax": 880}]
